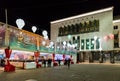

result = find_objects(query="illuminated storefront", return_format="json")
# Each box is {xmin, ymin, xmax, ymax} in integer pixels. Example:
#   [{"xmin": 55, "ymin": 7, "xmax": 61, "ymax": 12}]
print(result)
[{"xmin": 0, "ymin": 21, "xmax": 75, "ymax": 69}]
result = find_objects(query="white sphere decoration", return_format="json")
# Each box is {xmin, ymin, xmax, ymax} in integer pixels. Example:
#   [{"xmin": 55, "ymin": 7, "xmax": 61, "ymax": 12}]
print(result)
[
  {"xmin": 44, "ymin": 35, "xmax": 48, "ymax": 40},
  {"xmin": 67, "ymin": 43, "xmax": 70, "ymax": 47},
  {"xmin": 32, "ymin": 26, "xmax": 37, "ymax": 33},
  {"xmin": 68, "ymin": 34, "xmax": 72, "ymax": 39},
  {"xmin": 94, "ymin": 36, "xmax": 97, "ymax": 40},
  {"xmin": 42, "ymin": 30, "xmax": 48, "ymax": 36},
  {"xmin": 63, "ymin": 41, "xmax": 66, "ymax": 46},
  {"xmin": 50, "ymin": 42, "xmax": 54, "ymax": 46},
  {"xmin": 16, "ymin": 18, "xmax": 25, "ymax": 29},
  {"xmin": 42, "ymin": 41, "xmax": 46, "ymax": 46},
  {"xmin": 72, "ymin": 44, "xmax": 75, "ymax": 48}
]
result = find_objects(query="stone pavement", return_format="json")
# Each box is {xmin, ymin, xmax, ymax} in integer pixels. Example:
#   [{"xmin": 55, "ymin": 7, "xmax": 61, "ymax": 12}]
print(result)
[{"xmin": 0, "ymin": 63, "xmax": 120, "ymax": 81}]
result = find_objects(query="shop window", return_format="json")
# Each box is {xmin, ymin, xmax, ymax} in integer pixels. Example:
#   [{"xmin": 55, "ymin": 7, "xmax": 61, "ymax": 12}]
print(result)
[
  {"xmin": 77, "ymin": 36, "xmax": 80, "ymax": 50},
  {"xmin": 114, "ymin": 34, "xmax": 119, "ymax": 48},
  {"xmin": 86, "ymin": 39, "xmax": 90, "ymax": 49},
  {"xmin": 81, "ymin": 39, "xmax": 84, "ymax": 50},
  {"xmin": 91, "ymin": 38, "xmax": 94, "ymax": 49},
  {"xmin": 73, "ymin": 37, "xmax": 75, "ymax": 44},
  {"xmin": 96, "ymin": 38, "xmax": 100, "ymax": 49}
]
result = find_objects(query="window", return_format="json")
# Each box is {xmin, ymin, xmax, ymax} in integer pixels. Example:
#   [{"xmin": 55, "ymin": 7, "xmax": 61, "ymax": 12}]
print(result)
[
  {"xmin": 96, "ymin": 38, "xmax": 100, "ymax": 49},
  {"xmin": 114, "ymin": 25, "xmax": 118, "ymax": 30},
  {"xmin": 91, "ymin": 38, "xmax": 94, "ymax": 49},
  {"xmin": 86, "ymin": 39, "xmax": 90, "ymax": 49},
  {"xmin": 81, "ymin": 39, "xmax": 84, "ymax": 50}
]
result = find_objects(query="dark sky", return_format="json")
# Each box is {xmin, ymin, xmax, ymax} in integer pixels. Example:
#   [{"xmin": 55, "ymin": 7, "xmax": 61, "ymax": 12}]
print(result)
[{"xmin": 0, "ymin": 0, "xmax": 120, "ymax": 37}]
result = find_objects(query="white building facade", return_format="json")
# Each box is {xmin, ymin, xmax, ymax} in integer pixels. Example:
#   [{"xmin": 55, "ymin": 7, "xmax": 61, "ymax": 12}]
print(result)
[
  {"xmin": 113, "ymin": 19, "xmax": 120, "ymax": 63},
  {"xmin": 50, "ymin": 7, "xmax": 114, "ymax": 63}
]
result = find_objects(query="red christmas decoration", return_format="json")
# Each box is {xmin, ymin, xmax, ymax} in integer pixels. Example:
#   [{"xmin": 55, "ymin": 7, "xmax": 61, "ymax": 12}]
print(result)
[
  {"xmin": 34, "ymin": 51, "xmax": 41, "ymax": 68},
  {"xmin": 109, "ymin": 34, "xmax": 114, "ymax": 39},
  {"xmin": 4, "ymin": 46, "xmax": 15, "ymax": 72},
  {"xmin": 5, "ymin": 47, "xmax": 12, "ymax": 65},
  {"xmin": 34, "ymin": 51, "xmax": 40, "ymax": 58}
]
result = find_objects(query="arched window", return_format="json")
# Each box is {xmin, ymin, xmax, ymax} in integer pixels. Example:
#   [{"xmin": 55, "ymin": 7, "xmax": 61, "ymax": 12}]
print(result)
[
  {"xmin": 71, "ymin": 24, "xmax": 75, "ymax": 34},
  {"xmin": 75, "ymin": 23, "xmax": 80, "ymax": 33},
  {"xmin": 84, "ymin": 22, "xmax": 87, "ymax": 27},
  {"xmin": 64, "ymin": 26, "xmax": 68, "ymax": 35},
  {"xmin": 61, "ymin": 27, "xmax": 64, "ymax": 36},
  {"xmin": 58, "ymin": 27, "xmax": 62, "ymax": 36},
  {"xmin": 80, "ymin": 22, "xmax": 84, "ymax": 33},
  {"xmin": 67, "ymin": 25, "xmax": 71, "ymax": 34},
  {"xmin": 89, "ymin": 21, "xmax": 92, "ymax": 27},
  {"xmin": 94, "ymin": 19, "xmax": 99, "ymax": 31}
]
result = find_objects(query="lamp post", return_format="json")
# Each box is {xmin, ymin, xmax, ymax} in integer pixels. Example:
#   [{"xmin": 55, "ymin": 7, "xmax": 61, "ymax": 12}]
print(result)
[{"xmin": 4, "ymin": 9, "xmax": 9, "ymax": 46}]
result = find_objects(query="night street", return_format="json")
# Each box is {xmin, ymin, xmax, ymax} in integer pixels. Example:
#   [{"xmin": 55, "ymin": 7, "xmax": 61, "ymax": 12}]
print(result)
[{"xmin": 0, "ymin": 63, "xmax": 120, "ymax": 81}]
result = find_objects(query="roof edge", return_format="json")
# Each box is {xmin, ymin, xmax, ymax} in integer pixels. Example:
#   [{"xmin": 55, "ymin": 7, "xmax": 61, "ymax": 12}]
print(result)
[{"xmin": 51, "ymin": 6, "xmax": 113, "ymax": 24}]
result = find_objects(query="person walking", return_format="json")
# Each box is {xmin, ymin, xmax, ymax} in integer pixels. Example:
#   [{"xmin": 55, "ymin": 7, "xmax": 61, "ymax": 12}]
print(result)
[
  {"xmin": 58, "ymin": 59, "xmax": 61, "ymax": 66},
  {"xmin": 47, "ymin": 58, "xmax": 52, "ymax": 67},
  {"xmin": 43, "ymin": 59, "xmax": 46, "ymax": 68},
  {"xmin": 67, "ymin": 58, "xmax": 71, "ymax": 69},
  {"xmin": 1, "ymin": 58, "xmax": 5, "ymax": 67}
]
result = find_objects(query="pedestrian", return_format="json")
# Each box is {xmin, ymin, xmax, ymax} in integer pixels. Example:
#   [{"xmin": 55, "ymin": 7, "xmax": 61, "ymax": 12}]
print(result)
[
  {"xmin": 1, "ymin": 58, "xmax": 5, "ymax": 67},
  {"xmin": 67, "ymin": 58, "xmax": 71, "ymax": 69},
  {"xmin": 47, "ymin": 58, "xmax": 52, "ymax": 67},
  {"xmin": 42, "ymin": 59, "xmax": 46, "ymax": 68},
  {"xmin": 64, "ymin": 59, "xmax": 67, "ymax": 65},
  {"xmin": 58, "ymin": 59, "xmax": 61, "ymax": 66}
]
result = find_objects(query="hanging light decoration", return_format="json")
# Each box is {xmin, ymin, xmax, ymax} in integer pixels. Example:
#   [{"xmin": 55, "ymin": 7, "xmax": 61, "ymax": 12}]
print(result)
[
  {"xmin": 16, "ymin": 18, "xmax": 25, "ymax": 29},
  {"xmin": 32, "ymin": 26, "xmax": 37, "ymax": 33},
  {"xmin": 42, "ymin": 41, "xmax": 46, "ymax": 46},
  {"xmin": 44, "ymin": 36, "xmax": 48, "ymax": 40},
  {"xmin": 42, "ymin": 30, "xmax": 48, "ymax": 36},
  {"xmin": 42, "ymin": 30, "xmax": 48, "ymax": 40}
]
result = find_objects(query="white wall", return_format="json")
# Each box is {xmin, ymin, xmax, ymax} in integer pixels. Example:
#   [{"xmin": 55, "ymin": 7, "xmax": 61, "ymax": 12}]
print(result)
[{"xmin": 51, "ymin": 7, "xmax": 113, "ymax": 51}]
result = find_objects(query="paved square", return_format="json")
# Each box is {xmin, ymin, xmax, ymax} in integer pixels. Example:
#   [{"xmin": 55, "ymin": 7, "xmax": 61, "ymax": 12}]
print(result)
[{"xmin": 0, "ymin": 63, "xmax": 120, "ymax": 81}]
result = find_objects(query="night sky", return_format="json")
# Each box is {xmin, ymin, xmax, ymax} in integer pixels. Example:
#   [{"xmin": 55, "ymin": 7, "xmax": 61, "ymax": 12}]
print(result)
[{"xmin": 0, "ymin": 0, "xmax": 120, "ymax": 38}]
